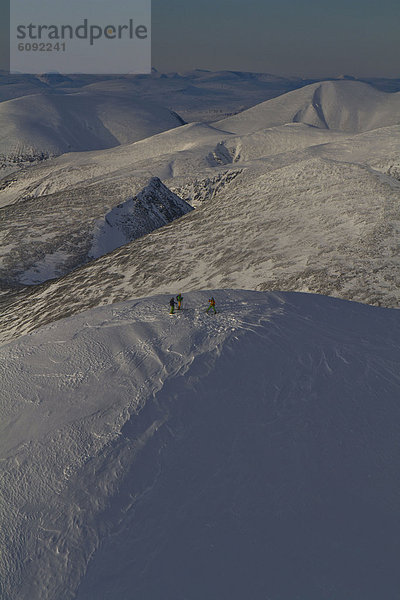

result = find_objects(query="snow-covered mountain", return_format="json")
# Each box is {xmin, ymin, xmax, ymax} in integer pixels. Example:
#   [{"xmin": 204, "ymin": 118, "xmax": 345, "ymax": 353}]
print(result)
[
  {"xmin": 0, "ymin": 122, "xmax": 232, "ymax": 207},
  {"xmin": 216, "ymin": 80, "xmax": 400, "ymax": 134},
  {"xmin": 1, "ymin": 289, "xmax": 400, "ymax": 599},
  {"xmin": 2, "ymin": 80, "xmax": 399, "ymax": 206},
  {"xmin": 0, "ymin": 69, "xmax": 307, "ymax": 121},
  {"xmin": 4, "ymin": 75, "xmax": 398, "ymax": 178},
  {"xmin": 2, "ymin": 81, "xmax": 399, "ymax": 209},
  {"xmin": 0, "ymin": 91, "xmax": 185, "ymax": 162}
]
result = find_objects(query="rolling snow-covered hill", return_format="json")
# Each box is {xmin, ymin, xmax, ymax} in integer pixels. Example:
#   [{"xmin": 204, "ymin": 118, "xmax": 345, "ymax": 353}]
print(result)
[
  {"xmin": 1, "ymin": 71, "xmax": 400, "ymax": 600},
  {"xmin": 0, "ymin": 122, "xmax": 233, "ymax": 207},
  {"xmin": 1, "ymin": 289, "xmax": 400, "ymax": 599},
  {"xmin": 2, "ymin": 80, "xmax": 399, "ymax": 209},
  {"xmin": 0, "ymin": 91, "xmax": 185, "ymax": 161},
  {"xmin": 0, "ymin": 72, "xmax": 50, "ymax": 102},
  {"xmin": 2, "ymin": 76, "xmax": 398, "ymax": 179},
  {"xmin": 216, "ymin": 80, "xmax": 400, "ymax": 134},
  {"xmin": 0, "ymin": 68, "xmax": 311, "ymax": 176},
  {"xmin": 0, "ymin": 69, "xmax": 304, "ymax": 118}
]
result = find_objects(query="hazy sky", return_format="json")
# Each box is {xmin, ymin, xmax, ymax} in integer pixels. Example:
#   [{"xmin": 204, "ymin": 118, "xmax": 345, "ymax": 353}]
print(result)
[{"xmin": 1, "ymin": 0, "xmax": 400, "ymax": 77}]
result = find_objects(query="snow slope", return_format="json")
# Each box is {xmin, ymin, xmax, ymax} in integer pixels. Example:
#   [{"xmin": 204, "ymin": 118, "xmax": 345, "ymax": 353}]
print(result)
[
  {"xmin": 0, "ymin": 177, "xmax": 192, "ymax": 286},
  {"xmin": 216, "ymin": 80, "xmax": 400, "ymax": 134},
  {"xmin": 0, "ymin": 91, "xmax": 184, "ymax": 160},
  {"xmin": 1, "ymin": 289, "xmax": 400, "ymax": 599}
]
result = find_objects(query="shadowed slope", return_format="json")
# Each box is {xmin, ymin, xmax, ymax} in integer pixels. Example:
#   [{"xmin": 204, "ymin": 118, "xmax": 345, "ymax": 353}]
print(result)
[{"xmin": 0, "ymin": 290, "xmax": 399, "ymax": 599}]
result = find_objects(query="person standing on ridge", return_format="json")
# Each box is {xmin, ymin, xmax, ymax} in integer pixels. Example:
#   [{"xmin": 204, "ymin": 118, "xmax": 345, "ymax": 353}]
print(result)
[
  {"xmin": 206, "ymin": 296, "xmax": 217, "ymax": 314},
  {"xmin": 169, "ymin": 297, "xmax": 177, "ymax": 314},
  {"xmin": 176, "ymin": 293, "xmax": 183, "ymax": 310}
]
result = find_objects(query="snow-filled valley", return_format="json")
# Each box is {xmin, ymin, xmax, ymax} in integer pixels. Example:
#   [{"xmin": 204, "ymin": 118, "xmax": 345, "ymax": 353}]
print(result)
[
  {"xmin": 1, "ymin": 290, "xmax": 400, "ymax": 600},
  {"xmin": 1, "ymin": 71, "xmax": 400, "ymax": 599}
]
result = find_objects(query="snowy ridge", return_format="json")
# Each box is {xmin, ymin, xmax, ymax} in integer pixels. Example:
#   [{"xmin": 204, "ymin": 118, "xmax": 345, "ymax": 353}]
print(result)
[
  {"xmin": 0, "ymin": 122, "xmax": 230, "ymax": 208},
  {"xmin": 2, "ymin": 80, "xmax": 399, "ymax": 208},
  {"xmin": 1, "ymin": 289, "xmax": 400, "ymax": 598},
  {"xmin": 0, "ymin": 68, "xmax": 310, "ymax": 176},
  {"xmin": 216, "ymin": 80, "xmax": 400, "ymax": 134},
  {"xmin": 89, "ymin": 177, "xmax": 193, "ymax": 260},
  {"xmin": 0, "ymin": 177, "xmax": 192, "ymax": 287}
]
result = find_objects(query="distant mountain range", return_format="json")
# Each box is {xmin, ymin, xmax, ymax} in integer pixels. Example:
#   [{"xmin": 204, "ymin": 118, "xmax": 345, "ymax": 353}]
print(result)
[{"xmin": 1, "ymin": 70, "xmax": 399, "ymax": 168}]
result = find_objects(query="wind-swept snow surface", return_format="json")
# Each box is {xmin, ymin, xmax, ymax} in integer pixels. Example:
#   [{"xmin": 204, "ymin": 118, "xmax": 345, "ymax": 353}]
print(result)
[{"xmin": 1, "ymin": 290, "xmax": 400, "ymax": 599}]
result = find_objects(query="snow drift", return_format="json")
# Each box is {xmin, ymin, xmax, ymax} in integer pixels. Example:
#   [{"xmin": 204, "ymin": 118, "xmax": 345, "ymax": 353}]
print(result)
[{"xmin": 1, "ymin": 289, "xmax": 400, "ymax": 599}]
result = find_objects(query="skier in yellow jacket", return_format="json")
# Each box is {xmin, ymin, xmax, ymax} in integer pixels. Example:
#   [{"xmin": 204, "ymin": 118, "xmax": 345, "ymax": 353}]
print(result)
[{"xmin": 206, "ymin": 297, "xmax": 217, "ymax": 314}]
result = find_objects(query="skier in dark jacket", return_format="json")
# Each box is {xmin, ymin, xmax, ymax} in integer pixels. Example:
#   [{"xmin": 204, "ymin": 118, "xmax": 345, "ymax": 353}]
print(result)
[{"xmin": 169, "ymin": 297, "xmax": 177, "ymax": 314}]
